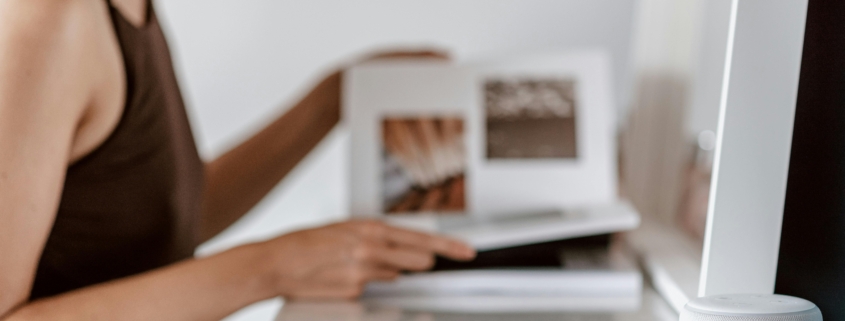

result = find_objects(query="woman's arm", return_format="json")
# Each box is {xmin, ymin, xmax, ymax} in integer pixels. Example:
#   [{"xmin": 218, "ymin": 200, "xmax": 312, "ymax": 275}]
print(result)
[
  {"xmin": 200, "ymin": 52, "xmax": 447, "ymax": 242},
  {"xmin": 6, "ymin": 220, "xmax": 474, "ymax": 321},
  {"xmin": 0, "ymin": 0, "xmax": 108, "ymax": 315},
  {"xmin": 6, "ymin": 244, "xmax": 275, "ymax": 321},
  {"xmin": 200, "ymin": 71, "xmax": 342, "ymax": 242}
]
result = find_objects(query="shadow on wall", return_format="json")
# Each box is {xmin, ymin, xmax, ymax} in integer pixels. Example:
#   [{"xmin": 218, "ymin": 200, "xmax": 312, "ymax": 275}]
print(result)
[{"xmin": 620, "ymin": 72, "xmax": 710, "ymax": 238}]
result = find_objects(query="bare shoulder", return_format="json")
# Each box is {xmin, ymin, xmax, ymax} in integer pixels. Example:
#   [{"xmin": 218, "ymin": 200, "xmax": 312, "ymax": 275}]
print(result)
[
  {"xmin": 0, "ymin": 0, "xmax": 99, "ymax": 52},
  {"xmin": 0, "ymin": 0, "xmax": 104, "ymax": 111},
  {"xmin": 0, "ymin": 0, "xmax": 125, "ymax": 162}
]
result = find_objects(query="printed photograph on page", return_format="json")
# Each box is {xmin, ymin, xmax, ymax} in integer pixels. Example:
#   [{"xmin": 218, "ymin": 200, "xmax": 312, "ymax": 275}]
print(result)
[
  {"xmin": 381, "ymin": 117, "xmax": 466, "ymax": 214},
  {"xmin": 485, "ymin": 78, "xmax": 579, "ymax": 159}
]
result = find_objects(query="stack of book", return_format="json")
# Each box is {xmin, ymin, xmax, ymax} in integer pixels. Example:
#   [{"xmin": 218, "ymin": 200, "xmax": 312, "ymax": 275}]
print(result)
[{"xmin": 363, "ymin": 202, "xmax": 642, "ymax": 313}]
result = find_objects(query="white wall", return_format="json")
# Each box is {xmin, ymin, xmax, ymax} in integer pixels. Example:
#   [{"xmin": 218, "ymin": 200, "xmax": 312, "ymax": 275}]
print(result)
[
  {"xmin": 622, "ymin": 0, "xmax": 734, "ymax": 225},
  {"xmin": 622, "ymin": 0, "xmax": 706, "ymax": 223},
  {"xmin": 153, "ymin": 1, "xmax": 636, "ymax": 319},
  {"xmin": 687, "ymin": 0, "xmax": 732, "ymax": 137},
  {"xmin": 629, "ymin": 0, "xmax": 730, "ymax": 138}
]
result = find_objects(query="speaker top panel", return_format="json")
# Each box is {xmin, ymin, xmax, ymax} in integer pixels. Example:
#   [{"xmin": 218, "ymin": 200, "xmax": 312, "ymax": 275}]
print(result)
[{"xmin": 686, "ymin": 294, "xmax": 817, "ymax": 315}]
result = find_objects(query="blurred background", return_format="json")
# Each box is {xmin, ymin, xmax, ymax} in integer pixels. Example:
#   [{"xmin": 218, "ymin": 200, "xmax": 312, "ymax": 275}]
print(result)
[{"xmin": 153, "ymin": 0, "xmax": 731, "ymax": 319}]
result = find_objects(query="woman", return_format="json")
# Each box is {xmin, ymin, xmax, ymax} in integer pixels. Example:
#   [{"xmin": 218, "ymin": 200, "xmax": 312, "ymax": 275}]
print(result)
[{"xmin": 0, "ymin": 0, "xmax": 476, "ymax": 319}]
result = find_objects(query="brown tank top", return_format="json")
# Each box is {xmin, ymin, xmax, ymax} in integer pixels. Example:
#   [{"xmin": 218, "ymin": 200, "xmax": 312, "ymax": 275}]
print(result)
[{"xmin": 29, "ymin": 1, "xmax": 204, "ymax": 299}]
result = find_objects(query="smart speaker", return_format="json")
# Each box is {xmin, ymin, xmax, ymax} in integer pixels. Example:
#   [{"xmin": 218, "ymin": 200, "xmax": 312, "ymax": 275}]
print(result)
[{"xmin": 680, "ymin": 294, "xmax": 822, "ymax": 321}]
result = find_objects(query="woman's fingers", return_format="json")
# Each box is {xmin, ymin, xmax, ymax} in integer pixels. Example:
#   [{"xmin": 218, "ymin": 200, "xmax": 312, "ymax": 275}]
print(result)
[
  {"xmin": 353, "ymin": 240, "xmax": 434, "ymax": 271},
  {"xmin": 346, "ymin": 220, "xmax": 475, "ymax": 265},
  {"xmin": 377, "ymin": 224, "xmax": 476, "ymax": 261}
]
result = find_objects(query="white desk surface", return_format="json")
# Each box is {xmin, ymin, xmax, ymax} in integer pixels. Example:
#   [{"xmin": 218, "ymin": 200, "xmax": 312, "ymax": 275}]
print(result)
[{"xmin": 274, "ymin": 287, "xmax": 678, "ymax": 321}]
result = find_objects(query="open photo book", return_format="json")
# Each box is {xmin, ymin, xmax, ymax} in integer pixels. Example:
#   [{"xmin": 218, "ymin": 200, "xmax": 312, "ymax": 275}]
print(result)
[
  {"xmin": 344, "ymin": 50, "xmax": 619, "ymax": 218},
  {"xmin": 344, "ymin": 50, "xmax": 637, "ymax": 246}
]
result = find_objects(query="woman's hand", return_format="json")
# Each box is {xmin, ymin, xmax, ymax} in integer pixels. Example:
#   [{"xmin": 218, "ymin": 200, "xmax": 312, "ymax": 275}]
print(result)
[
  {"xmin": 258, "ymin": 220, "xmax": 474, "ymax": 300},
  {"xmin": 301, "ymin": 49, "xmax": 451, "ymax": 121}
]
